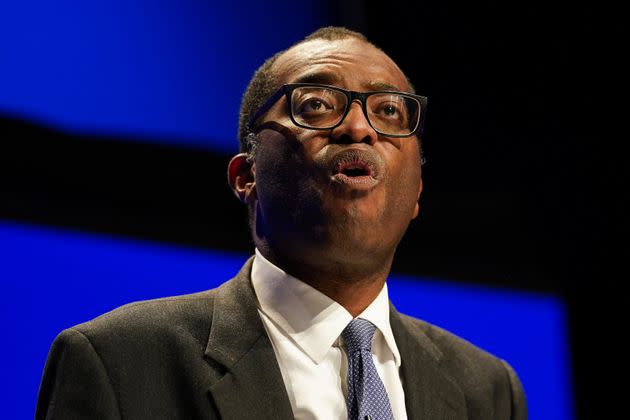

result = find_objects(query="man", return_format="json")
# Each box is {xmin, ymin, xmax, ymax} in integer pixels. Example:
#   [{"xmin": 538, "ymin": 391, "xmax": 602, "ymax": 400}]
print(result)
[{"xmin": 37, "ymin": 27, "xmax": 527, "ymax": 419}]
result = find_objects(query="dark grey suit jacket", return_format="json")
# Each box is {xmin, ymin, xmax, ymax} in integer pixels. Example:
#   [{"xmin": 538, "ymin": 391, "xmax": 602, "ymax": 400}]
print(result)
[{"xmin": 36, "ymin": 257, "xmax": 527, "ymax": 419}]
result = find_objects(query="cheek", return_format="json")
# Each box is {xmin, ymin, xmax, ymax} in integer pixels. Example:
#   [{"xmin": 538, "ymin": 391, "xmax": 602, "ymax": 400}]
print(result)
[
  {"xmin": 254, "ymin": 135, "xmax": 325, "ymax": 219},
  {"xmin": 255, "ymin": 153, "xmax": 301, "ymax": 202},
  {"xmin": 254, "ymin": 138, "xmax": 298, "ymax": 206},
  {"xmin": 384, "ymin": 150, "xmax": 422, "ymax": 216}
]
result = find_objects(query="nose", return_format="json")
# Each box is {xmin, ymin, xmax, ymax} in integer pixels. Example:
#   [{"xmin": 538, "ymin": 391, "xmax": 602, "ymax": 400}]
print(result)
[{"xmin": 329, "ymin": 101, "xmax": 377, "ymax": 145}]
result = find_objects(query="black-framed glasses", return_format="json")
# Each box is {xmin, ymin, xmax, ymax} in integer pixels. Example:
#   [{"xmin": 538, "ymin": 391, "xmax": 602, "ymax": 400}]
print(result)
[{"xmin": 246, "ymin": 83, "xmax": 428, "ymax": 138}]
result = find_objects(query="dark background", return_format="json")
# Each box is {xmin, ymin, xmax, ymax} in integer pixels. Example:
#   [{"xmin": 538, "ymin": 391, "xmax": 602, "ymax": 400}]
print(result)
[{"xmin": 2, "ymin": 1, "xmax": 626, "ymax": 418}]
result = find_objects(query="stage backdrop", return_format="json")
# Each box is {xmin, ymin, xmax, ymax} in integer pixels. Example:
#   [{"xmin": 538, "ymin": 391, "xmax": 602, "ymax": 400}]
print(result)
[{"xmin": 1, "ymin": 1, "xmax": 573, "ymax": 419}]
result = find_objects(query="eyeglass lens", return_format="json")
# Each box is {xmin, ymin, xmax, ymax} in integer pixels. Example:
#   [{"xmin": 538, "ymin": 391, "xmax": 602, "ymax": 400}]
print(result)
[{"xmin": 290, "ymin": 86, "xmax": 420, "ymax": 135}]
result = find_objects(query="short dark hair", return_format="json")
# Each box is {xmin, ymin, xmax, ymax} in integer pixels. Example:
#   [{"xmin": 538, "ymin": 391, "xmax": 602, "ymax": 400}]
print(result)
[{"xmin": 237, "ymin": 26, "xmax": 418, "ymax": 159}]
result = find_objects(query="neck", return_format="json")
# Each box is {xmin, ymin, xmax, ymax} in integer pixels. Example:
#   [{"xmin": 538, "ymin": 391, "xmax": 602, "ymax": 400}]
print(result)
[
  {"xmin": 305, "ymin": 275, "xmax": 387, "ymax": 317},
  {"xmin": 257, "ymin": 245, "xmax": 392, "ymax": 317}
]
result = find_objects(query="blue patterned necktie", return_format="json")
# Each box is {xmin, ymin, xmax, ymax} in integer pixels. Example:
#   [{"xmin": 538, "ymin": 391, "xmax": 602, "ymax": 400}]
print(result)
[{"xmin": 342, "ymin": 318, "xmax": 395, "ymax": 420}]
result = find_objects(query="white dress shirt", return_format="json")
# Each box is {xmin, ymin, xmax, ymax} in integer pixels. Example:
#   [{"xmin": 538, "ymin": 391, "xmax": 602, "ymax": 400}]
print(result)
[{"xmin": 251, "ymin": 249, "xmax": 408, "ymax": 420}]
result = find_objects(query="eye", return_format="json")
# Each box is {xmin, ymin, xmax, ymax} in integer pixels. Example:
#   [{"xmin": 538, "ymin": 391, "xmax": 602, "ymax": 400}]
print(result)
[
  {"xmin": 372, "ymin": 99, "xmax": 404, "ymax": 119},
  {"xmin": 296, "ymin": 96, "xmax": 334, "ymax": 115},
  {"xmin": 382, "ymin": 103, "xmax": 399, "ymax": 116},
  {"xmin": 302, "ymin": 99, "xmax": 328, "ymax": 113},
  {"xmin": 291, "ymin": 87, "xmax": 345, "ymax": 127}
]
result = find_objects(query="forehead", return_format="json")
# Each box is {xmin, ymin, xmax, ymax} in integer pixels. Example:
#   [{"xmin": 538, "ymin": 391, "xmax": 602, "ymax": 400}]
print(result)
[{"xmin": 272, "ymin": 38, "xmax": 410, "ymax": 92}]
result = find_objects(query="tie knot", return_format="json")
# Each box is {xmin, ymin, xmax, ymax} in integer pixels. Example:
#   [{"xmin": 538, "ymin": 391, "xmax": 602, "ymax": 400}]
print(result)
[{"xmin": 342, "ymin": 318, "xmax": 377, "ymax": 353}]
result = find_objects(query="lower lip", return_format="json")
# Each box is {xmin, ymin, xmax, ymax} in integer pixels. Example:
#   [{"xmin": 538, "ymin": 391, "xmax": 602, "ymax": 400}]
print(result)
[{"xmin": 331, "ymin": 173, "xmax": 379, "ymax": 190}]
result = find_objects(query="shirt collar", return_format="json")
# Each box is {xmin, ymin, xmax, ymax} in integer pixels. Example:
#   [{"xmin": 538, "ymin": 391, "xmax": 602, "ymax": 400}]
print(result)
[
  {"xmin": 251, "ymin": 249, "xmax": 401, "ymax": 366},
  {"xmin": 356, "ymin": 279, "xmax": 401, "ymax": 368}
]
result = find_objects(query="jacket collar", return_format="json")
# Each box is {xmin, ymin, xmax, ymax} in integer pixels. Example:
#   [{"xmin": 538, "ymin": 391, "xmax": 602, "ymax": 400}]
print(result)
[
  {"xmin": 390, "ymin": 303, "xmax": 469, "ymax": 419},
  {"xmin": 204, "ymin": 256, "xmax": 294, "ymax": 419}
]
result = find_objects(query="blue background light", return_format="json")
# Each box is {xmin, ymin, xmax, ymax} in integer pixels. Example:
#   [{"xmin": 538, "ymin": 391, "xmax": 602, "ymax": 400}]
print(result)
[{"xmin": 0, "ymin": 221, "xmax": 573, "ymax": 419}]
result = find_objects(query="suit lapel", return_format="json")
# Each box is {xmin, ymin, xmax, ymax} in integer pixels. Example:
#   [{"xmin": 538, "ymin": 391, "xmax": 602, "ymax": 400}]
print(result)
[
  {"xmin": 390, "ymin": 304, "xmax": 468, "ymax": 420},
  {"xmin": 204, "ymin": 257, "xmax": 294, "ymax": 419}
]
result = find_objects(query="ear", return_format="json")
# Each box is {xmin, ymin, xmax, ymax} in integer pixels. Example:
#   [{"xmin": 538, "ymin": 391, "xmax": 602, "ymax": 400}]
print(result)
[
  {"xmin": 411, "ymin": 177, "xmax": 423, "ymax": 219},
  {"xmin": 227, "ymin": 153, "xmax": 257, "ymax": 204}
]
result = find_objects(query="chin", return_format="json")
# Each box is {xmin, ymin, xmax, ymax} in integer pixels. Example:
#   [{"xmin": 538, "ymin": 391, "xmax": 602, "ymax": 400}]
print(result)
[{"xmin": 327, "ymin": 231, "xmax": 393, "ymax": 259}]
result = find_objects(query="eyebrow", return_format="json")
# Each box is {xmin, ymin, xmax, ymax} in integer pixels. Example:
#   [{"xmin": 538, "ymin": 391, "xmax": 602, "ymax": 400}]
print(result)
[
  {"xmin": 364, "ymin": 80, "xmax": 403, "ymax": 92},
  {"xmin": 292, "ymin": 73, "xmax": 406, "ymax": 93},
  {"xmin": 293, "ymin": 72, "xmax": 339, "ymax": 85}
]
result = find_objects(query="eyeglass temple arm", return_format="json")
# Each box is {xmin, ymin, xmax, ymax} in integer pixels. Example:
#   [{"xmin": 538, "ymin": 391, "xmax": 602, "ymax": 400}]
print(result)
[{"xmin": 245, "ymin": 87, "xmax": 286, "ymax": 131}]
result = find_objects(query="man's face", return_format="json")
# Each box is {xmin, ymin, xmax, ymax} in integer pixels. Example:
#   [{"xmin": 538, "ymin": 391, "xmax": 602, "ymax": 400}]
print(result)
[{"xmin": 248, "ymin": 37, "xmax": 422, "ymax": 270}]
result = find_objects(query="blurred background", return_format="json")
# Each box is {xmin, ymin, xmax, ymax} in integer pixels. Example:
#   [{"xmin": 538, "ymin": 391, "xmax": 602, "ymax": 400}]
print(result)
[{"xmin": 1, "ymin": 1, "xmax": 626, "ymax": 419}]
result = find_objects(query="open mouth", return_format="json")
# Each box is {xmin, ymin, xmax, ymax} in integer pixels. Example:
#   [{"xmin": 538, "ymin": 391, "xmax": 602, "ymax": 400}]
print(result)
[
  {"xmin": 328, "ymin": 148, "xmax": 382, "ymax": 189},
  {"xmin": 335, "ymin": 161, "xmax": 373, "ymax": 178}
]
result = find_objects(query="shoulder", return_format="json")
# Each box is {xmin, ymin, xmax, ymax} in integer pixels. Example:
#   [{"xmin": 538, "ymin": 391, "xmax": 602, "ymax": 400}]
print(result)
[
  {"xmin": 37, "ymin": 275, "xmax": 251, "ymax": 419},
  {"xmin": 56, "ymin": 285, "xmax": 225, "ymax": 359},
  {"xmin": 394, "ymin": 312, "xmax": 527, "ymax": 418},
  {"xmin": 77, "ymin": 288, "xmax": 217, "ymax": 334},
  {"xmin": 51, "ymin": 257, "xmax": 255, "ymax": 356},
  {"xmin": 397, "ymin": 312, "xmax": 502, "ymax": 367}
]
